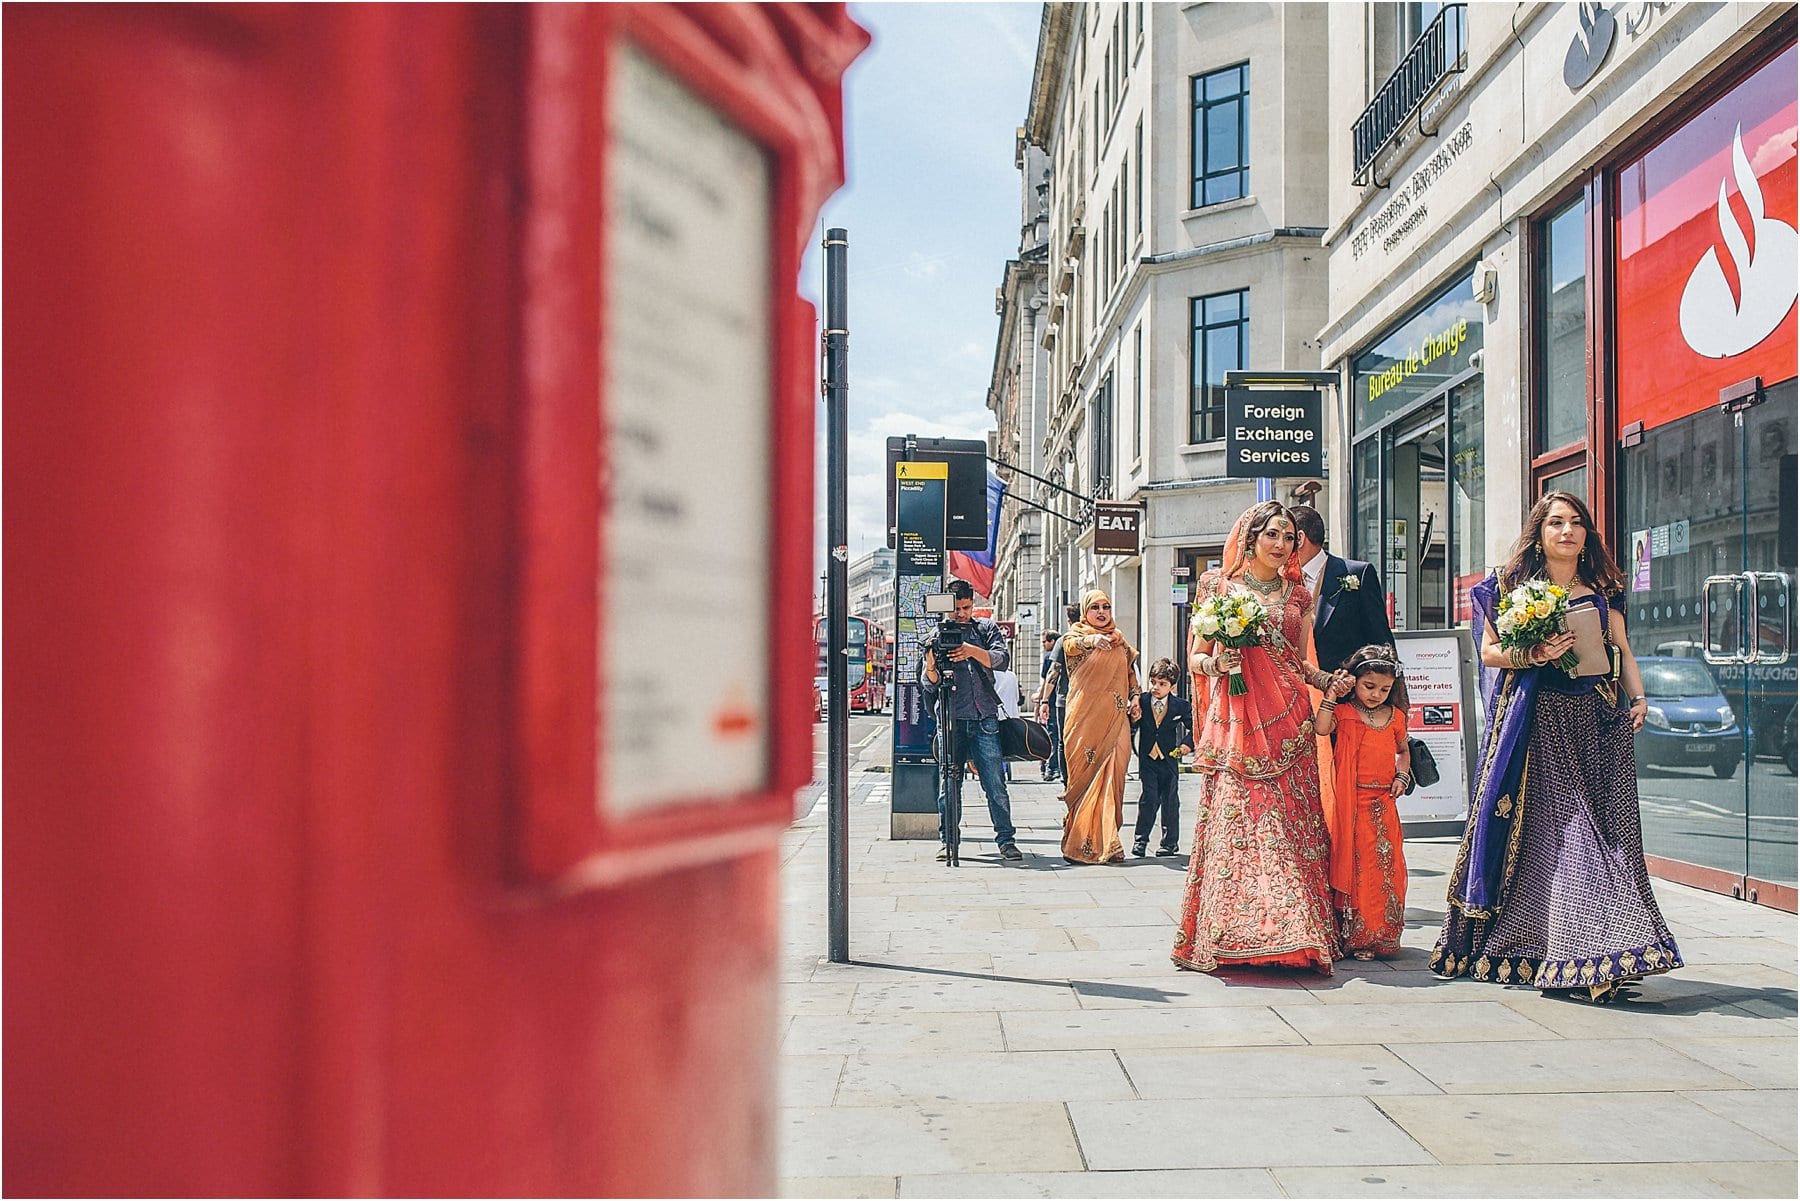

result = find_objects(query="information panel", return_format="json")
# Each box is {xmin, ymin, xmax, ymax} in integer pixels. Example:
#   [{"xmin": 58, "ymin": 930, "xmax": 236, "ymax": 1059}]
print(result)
[
  {"xmin": 1393, "ymin": 629, "xmax": 1480, "ymax": 825},
  {"xmin": 893, "ymin": 462, "xmax": 948, "ymax": 763}
]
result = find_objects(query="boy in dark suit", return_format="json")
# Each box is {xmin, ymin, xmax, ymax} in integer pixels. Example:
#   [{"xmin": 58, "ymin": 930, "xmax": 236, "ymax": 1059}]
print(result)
[{"xmin": 1129, "ymin": 658, "xmax": 1192, "ymax": 857}]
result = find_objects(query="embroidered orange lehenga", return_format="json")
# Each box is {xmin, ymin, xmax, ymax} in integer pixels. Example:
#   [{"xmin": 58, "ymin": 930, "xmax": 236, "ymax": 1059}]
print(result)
[
  {"xmin": 1059, "ymin": 595, "xmax": 1138, "ymax": 864},
  {"xmin": 1173, "ymin": 566, "xmax": 1341, "ymax": 974},
  {"xmin": 1327, "ymin": 703, "xmax": 1409, "ymax": 958}
]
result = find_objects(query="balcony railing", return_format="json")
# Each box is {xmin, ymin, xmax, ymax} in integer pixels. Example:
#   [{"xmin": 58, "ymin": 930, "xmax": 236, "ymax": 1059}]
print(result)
[{"xmin": 1352, "ymin": 4, "xmax": 1468, "ymax": 186}]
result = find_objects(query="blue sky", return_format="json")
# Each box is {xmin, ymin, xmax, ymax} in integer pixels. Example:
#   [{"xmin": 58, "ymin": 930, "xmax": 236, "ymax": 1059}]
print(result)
[{"xmin": 808, "ymin": 1, "xmax": 1043, "ymax": 566}]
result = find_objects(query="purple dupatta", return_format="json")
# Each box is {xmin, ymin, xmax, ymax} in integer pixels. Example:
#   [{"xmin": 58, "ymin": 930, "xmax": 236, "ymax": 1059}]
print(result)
[{"xmin": 1456, "ymin": 573, "xmax": 1538, "ymax": 916}]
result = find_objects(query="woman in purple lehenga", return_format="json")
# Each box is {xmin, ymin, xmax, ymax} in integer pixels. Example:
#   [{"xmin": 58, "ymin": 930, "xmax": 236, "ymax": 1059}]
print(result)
[{"xmin": 1432, "ymin": 492, "xmax": 1683, "ymax": 1003}]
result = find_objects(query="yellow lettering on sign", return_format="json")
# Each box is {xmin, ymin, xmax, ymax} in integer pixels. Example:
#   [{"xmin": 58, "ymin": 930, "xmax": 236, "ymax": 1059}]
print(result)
[{"xmin": 1367, "ymin": 316, "xmax": 1471, "ymax": 405}]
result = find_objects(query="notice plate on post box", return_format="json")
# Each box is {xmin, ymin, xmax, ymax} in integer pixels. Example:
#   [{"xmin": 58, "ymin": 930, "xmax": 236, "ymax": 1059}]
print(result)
[{"xmin": 600, "ymin": 47, "xmax": 773, "ymax": 817}]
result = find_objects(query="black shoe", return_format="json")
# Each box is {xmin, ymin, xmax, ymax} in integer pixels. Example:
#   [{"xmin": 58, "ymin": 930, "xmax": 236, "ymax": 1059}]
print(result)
[
  {"xmin": 1130, "ymin": 840, "xmax": 1147, "ymax": 858},
  {"xmin": 999, "ymin": 843, "xmax": 1022, "ymax": 861},
  {"xmin": 1156, "ymin": 846, "xmax": 1179, "ymax": 857}
]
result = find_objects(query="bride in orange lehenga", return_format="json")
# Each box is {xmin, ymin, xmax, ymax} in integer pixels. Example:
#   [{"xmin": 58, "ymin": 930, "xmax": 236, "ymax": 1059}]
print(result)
[{"xmin": 1172, "ymin": 502, "xmax": 1347, "ymax": 974}]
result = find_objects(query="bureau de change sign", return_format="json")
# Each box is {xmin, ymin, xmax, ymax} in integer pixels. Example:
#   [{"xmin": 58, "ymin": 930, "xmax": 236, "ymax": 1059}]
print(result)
[{"xmin": 1225, "ymin": 388, "xmax": 1323, "ymax": 479}]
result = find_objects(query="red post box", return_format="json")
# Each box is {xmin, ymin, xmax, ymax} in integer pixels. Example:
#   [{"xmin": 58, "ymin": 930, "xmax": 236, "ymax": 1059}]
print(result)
[{"xmin": 3, "ymin": 5, "xmax": 866, "ymax": 1195}]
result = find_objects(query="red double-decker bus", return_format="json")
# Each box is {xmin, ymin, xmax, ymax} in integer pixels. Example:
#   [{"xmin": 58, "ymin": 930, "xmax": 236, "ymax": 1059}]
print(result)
[{"xmin": 814, "ymin": 614, "xmax": 888, "ymax": 714}]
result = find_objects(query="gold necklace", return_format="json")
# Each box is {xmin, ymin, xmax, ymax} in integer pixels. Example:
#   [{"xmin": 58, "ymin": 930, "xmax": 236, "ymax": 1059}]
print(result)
[{"xmin": 1242, "ymin": 571, "xmax": 1283, "ymax": 596}]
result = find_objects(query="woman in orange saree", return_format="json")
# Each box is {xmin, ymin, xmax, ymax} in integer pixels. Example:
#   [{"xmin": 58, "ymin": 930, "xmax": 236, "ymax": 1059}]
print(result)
[
  {"xmin": 1173, "ymin": 502, "xmax": 1345, "ymax": 973},
  {"xmin": 1058, "ymin": 589, "xmax": 1140, "ymax": 864}
]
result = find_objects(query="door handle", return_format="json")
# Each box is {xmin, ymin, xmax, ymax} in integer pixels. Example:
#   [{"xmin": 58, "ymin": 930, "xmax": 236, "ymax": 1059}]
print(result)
[
  {"xmin": 1748, "ymin": 571, "xmax": 1791, "ymax": 665},
  {"xmin": 1703, "ymin": 574, "xmax": 1745, "ymax": 664}
]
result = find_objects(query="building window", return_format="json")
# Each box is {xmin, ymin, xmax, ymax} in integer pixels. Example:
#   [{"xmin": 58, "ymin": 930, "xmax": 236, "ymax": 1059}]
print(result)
[
  {"xmin": 1134, "ymin": 119, "xmax": 1144, "ymax": 241},
  {"xmin": 1191, "ymin": 63, "xmax": 1248, "ymax": 209},
  {"xmin": 1537, "ymin": 196, "xmax": 1588, "ymax": 463},
  {"xmin": 1133, "ymin": 325, "xmax": 1144, "ymax": 460},
  {"xmin": 1541, "ymin": 464, "xmax": 1586, "ymax": 499},
  {"xmin": 1091, "ymin": 372, "xmax": 1115, "ymax": 497},
  {"xmin": 1190, "ymin": 289, "xmax": 1247, "ymax": 444}
]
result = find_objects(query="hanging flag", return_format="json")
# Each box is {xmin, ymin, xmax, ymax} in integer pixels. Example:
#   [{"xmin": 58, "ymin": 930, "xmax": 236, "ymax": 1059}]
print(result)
[{"xmin": 948, "ymin": 471, "xmax": 1005, "ymax": 599}]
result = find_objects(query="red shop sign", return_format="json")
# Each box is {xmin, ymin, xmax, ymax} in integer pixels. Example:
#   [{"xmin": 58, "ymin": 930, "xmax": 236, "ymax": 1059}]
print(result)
[{"xmin": 1615, "ymin": 43, "xmax": 1797, "ymax": 433}]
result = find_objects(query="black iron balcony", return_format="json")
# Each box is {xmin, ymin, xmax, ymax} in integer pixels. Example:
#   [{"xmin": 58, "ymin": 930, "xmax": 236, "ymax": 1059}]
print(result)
[{"xmin": 1353, "ymin": 4, "xmax": 1468, "ymax": 186}]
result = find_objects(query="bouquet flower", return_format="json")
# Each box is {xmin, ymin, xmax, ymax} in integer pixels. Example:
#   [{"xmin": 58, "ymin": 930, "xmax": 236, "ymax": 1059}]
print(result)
[
  {"xmin": 1494, "ymin": 580, "xmax": 1579, "ymax": 676},
  {"xmin": 1190, "ymin": 588, "xmax": 1270, "ymax": 695}
]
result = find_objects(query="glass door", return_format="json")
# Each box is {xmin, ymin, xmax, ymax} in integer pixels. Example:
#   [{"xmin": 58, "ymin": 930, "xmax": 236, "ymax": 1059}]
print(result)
[
  {"xmin": 1619, "ymin": 380, "xmax": 1797, "ymax": 902},
  {"xmin": 1389, "ymin": 404, "xmax": 1448, "ymax": 632}
]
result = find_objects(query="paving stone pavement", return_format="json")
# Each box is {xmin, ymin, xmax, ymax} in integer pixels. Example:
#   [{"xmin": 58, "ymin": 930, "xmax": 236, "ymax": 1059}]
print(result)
[{"xmin": 779, "ymin": 761, "xmax": 1798, "ymax": 1199}]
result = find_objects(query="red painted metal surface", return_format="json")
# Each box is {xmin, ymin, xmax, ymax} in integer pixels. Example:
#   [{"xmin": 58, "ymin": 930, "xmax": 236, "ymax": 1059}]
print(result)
[{"xmin": 4, "ymin": 5, "xmax": 865, "ymax": 1195}]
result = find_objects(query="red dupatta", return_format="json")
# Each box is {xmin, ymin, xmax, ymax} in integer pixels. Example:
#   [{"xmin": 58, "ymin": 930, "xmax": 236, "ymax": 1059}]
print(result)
[{"xmin": 1187, "ymin": 509, "xmax": 1323, "ymax": 781}]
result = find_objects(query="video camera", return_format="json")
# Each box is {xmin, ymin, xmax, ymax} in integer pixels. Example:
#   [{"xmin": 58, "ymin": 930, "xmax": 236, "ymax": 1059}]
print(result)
[{"xmin": 921, "ymin": 592, "xmax": 973, "ymax": 663}]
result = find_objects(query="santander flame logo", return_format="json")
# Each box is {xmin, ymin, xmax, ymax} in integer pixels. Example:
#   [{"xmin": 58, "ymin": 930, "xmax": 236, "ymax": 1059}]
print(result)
[{"xmin": 1679, "ymin": 124, "xmax": 1799, "ymax": 359}]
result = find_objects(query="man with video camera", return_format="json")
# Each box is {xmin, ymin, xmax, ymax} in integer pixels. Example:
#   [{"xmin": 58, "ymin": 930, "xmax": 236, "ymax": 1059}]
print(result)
[{"xmin": 920, "ymin": 578, "xmax": 1021, "ymax": 862}]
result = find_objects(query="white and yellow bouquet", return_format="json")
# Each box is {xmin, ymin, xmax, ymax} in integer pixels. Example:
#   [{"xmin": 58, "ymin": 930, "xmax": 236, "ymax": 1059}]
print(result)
[
  {"xmin": 1190, "ymin": 588, "xmax": 1269, "ymax": 695},
  {"xmin": 1494, "ymin": 579, "xmax": 1579, "ymax": 676}
]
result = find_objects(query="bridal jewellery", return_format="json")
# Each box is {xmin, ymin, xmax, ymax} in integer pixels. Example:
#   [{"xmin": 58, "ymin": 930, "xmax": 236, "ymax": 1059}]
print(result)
[{"xmin": 1242, "ymin": 571, "xmax": 1284, "ymax": 597}]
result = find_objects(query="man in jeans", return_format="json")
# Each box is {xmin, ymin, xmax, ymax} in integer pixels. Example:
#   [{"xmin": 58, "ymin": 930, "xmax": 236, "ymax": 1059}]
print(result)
[{"xmin": 921, "ymin": 579, "xmax": 1021, "ymax": 861}]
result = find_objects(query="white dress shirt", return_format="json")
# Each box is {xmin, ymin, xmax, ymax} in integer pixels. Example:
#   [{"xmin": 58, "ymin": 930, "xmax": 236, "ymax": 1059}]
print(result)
[{"xmin": 1301, "ymin": 550, "xmax": 1326, "ymax": 602}]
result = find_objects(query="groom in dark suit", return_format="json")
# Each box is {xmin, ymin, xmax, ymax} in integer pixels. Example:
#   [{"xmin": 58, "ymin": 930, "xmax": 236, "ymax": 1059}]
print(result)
[{"xmin": 1292, "ymin": 506, "xmax": 1394, "ymax": 673}]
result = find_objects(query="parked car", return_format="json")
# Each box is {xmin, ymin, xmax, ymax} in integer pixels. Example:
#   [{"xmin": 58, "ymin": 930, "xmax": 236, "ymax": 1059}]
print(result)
[{"xmin": 1634, "ymin": 656, "xmax": 1742, "ymax": 778}]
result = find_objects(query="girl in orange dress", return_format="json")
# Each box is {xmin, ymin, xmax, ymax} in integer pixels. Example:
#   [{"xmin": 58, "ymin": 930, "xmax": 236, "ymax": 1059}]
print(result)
[{"xmin": 1314, "ymin": 645, "xmax": 1412, "ymax": 960}]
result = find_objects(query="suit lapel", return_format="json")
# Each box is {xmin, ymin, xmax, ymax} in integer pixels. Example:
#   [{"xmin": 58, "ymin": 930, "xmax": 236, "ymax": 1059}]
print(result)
[{"xmin": 1316, "ymin": 556, "xmax": 1346, "ymax": 629}]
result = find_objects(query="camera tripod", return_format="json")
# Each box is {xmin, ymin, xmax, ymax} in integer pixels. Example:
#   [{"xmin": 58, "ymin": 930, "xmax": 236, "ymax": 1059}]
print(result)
[{"xmin": 933, "ymin": 653, "xmax": 963, "ymax": 868}]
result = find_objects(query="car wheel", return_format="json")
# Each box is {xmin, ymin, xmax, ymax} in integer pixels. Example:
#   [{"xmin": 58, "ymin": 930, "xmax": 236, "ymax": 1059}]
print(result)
[{"xmin": 1712, "ymin": 754, "xmax": 1740, "ymax": 780}]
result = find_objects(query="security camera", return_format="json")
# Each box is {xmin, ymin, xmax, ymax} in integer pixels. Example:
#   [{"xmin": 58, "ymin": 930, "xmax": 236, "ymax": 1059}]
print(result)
[{"xmin": 1471, "ymin": 260, "xmax": 1499, "ymax": 304}]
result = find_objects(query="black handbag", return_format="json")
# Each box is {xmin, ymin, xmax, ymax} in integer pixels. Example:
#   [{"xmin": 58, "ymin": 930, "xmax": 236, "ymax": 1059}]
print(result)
[
  {"xmin": 1405, "ymin": 736, "xmax": 1440, "ymax": 794},
  {"xmin": 998, "ymin": 716, "xmax": 1054, "ymax": 762}
]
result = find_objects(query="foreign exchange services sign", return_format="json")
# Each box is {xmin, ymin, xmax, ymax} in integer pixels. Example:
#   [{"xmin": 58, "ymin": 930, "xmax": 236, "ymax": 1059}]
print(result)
[{"xmin": 1224, "ymin": 388, "xmax": 1323, "ymax": 479}]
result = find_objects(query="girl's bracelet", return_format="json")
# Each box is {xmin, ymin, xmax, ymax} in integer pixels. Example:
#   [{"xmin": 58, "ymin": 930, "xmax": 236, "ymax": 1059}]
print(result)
[{"xmin": 1319, "ymin": 698, "xmax": 1338, "ymax": 709}]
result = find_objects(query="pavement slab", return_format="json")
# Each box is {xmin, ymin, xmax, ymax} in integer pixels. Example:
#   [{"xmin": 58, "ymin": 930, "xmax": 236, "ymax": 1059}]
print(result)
[
  {"xmin": 1000, "ymin": 1005, "xmax": 1303, "ymax": 1051},
  {"xmin": 849, "ymin": 976, "xmax": 1084, "ymax": 1013},
  {"xmin": 1655, "ymin": 1035, "xmax": 1800, "ymax": 1088},
  {"xmin": 896, "ymin": 1168, "xmax": 1285, "ymax": 1197},
  {"xmin": 1119, "ymin": 1044, "xmax": 1442, "ymax": 1098},
  {"xmin": 780, "ymin": 1175, "xmax": 897, "ymax": 1198},
  {"xmin": 780, "ymin": 1101, "xmax": 1084, "ymax": 1177},
  {"xmin": 784, "ymin": 1012, "xmax": 1006, "ymax": 1056},
  {"xmin": 1068, "ymin": 1095, "xmax": 1436, "ymax": 1170},
  {"xmin": 778, "ymin": 982, "xmax": 859, "ymax": 1016},
  {"xmin": 1272, "ymin": 1161, "xmax": 1797, "ymax": 1197},
  {"xmin": 1372, "ymin": 1091, "xmax": 1791, "ymax": 1164},
  {"xmin": 779, "ymin": 1054, "xmax": 846, "ymax": 1107},
  {"xmin": 1001, "ymin": 905, "xmax": 1179, "ymax": 929},
  {"xmin": 1272, "ymin": 999, "xmax": 1563, "ymax": 1044},
  {"xmin": 834, "ymin": 1049, "xmax": 1134, "ymax": 1105},
  {"xmin": 1388, "ymin": 1036, "xmax": 1748, "ymax": 1093},
  {"xmin": 1496, "ymin": 988, "xmax": 1798, "ymax": 1041},
  {"xmin": 1682, "ymin": 1089, "xmax": 1800, "ymax": 1152}
]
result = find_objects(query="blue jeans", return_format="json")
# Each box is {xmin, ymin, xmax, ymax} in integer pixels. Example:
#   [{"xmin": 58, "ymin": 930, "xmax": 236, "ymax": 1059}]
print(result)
[{"xmin": 939, "ymin": 716, "xmax": 1016, "ymax": 847}]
